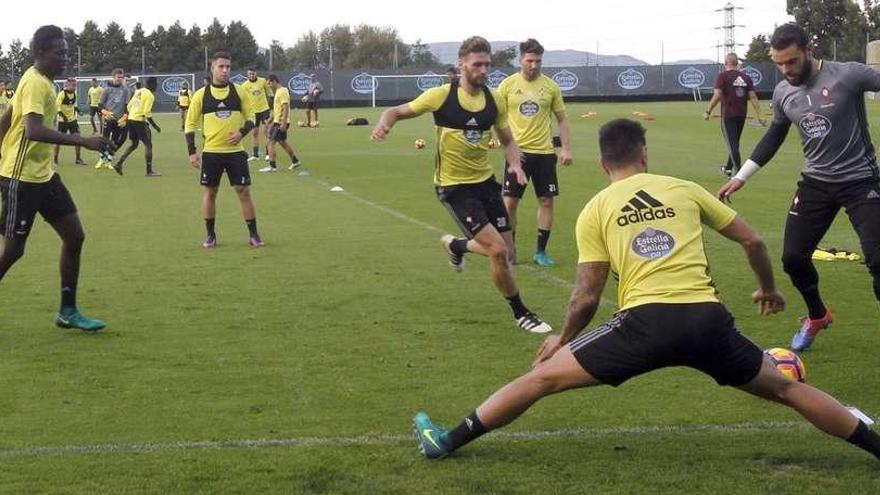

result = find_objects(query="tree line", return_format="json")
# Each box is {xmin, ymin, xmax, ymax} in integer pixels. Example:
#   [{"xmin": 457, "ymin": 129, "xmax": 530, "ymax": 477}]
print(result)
[
  {"xmin": 0, "ymin": 19, "xmax": 447, "ymax": 79},
  {"xmin": 745, "ymin": 0, "xmax": 880, "ymax": 63}
]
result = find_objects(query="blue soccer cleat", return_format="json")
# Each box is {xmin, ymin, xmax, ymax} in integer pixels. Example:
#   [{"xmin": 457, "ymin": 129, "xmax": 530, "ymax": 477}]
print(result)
[
  {"xmin": 533, "ymin": 251, "xmax": 554, "ymax": 267},
  {"xmin": 413, "ymin": 411, "xmax": 450, "ymax": 460},
  {"xmin": 55, "ymin": 308, "xmax": 106, "ymax": 332}
]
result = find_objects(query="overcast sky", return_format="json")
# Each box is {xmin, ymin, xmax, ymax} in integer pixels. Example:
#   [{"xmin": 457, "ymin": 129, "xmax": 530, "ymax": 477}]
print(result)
[{"xmin": 0, "ymin": 0, "xmax": 792, "ymax": 64}]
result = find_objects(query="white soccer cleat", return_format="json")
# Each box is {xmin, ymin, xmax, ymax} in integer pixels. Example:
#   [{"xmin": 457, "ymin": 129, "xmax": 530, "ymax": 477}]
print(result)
[
  {"xmin": 247, "ymin": 155, "xmax": 259, "ymax": 162},
  {"xmin": 258, "ymin": 166, "xmax": 277, "ymax": 173},
  {"xmin": 516, "ymin": 312, "xmax": 553, "ymax": 334},
  {"xmin": 288, "ymin": 162, "xmax": 301, "ymax": 170}
]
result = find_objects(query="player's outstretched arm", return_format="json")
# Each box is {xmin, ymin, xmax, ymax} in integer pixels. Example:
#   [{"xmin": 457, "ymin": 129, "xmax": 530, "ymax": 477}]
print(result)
[
  {"xmin": 718, "ymin": 120, "xmax": 792, "ymax": 202},
  {"xmin": 371, "ymin": 103, "xmax": 418, "ymax": 141},
  {"xmin": 533, "ymin": 261, "xmax": 609, "ymax": 367},
  {"xmin": 0, "ymin": 105, "xmax": 11, "ymax": 146},
  {"xmin": 718, "ymin": 216, "xmax": 785, "ymax": 315},
  {"xmin": 24, "ymin": 113, "xmax": 112, "ymax": 152}
]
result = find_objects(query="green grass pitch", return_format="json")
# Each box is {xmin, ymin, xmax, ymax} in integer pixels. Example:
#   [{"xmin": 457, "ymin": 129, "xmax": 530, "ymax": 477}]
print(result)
[{"xmin": 1, "ymin": 101, "xmax": 879, "ymax": 493}]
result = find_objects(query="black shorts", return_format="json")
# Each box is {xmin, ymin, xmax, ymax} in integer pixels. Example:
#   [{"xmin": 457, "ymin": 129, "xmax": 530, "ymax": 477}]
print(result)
[
  {"xmin": 0, "ymin": 174, "xmax": 77, "ymax": 238},
  {"xmin": 502, "ymin": 152, "xmax": 559, "ymax": 198},
  {"xmin": 436, "ymin": 177, "xmax": 511, "ymax": 238},
  {"xmin": 200, "ymin": 151, "xmax": 251, "ymax": 188},
  {"xmin": 570, "ymin": 302, "xmax": 763, "ymax": 387},
  {"xmin": 306, "ymin": 100, "xmax": 319, "ymax": 110},
  {"xmin": 89, "ymin": 106, "xmax": 100, "ymax": 117},
  {"xmin": 255, "ymin": 110, "xmax": 271, "ymax": 125},
  {"xmin": 179, "ymin": 105, "xmax": 189, "ymax": 112},
  {"xmin": 127, "ymin": 121, "xmax": 152, "ymax": 147},
  {"xmin": 58, "ymin": 121, "xmax": 79, "ymax": 134},
  {"xmin": 268, "ymin": 123, "xmax": 288, "ymax": 142}
]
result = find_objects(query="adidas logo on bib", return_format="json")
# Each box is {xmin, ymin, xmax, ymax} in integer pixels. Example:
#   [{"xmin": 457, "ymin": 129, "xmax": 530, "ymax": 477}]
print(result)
[{"xmin": 466, "ymin": 117, "xmax": 478, "ymax": 126}]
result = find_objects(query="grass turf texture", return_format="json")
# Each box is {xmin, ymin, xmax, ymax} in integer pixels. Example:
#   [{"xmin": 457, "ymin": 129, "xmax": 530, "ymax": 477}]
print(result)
[{"xmin": 1, "ymin": 102, "xmax": 878, "ymax": 493}]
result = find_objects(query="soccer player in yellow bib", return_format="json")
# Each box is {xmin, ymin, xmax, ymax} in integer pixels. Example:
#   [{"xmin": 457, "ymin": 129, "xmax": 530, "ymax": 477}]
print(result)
[
  {"xmin": 412, "ymin": 119, "xmax": 880, "ymax": 465},
  {"xmin": 87, "ymin": 78, "xmax": 103, "ymax": 134},
  {"xmin": 0, "ymin": 25, "xmax": 115, "ymax": 331},
  {"xmin": 242, "ymin": 68, "xmax": 272, "ymax": 162},
  {"xmin": 186, "ymin": 51, "xmax": 263, "ymax": 248},
  {"xmin": 115, "ymin": 76, "xmax": 162, "ymax": 176},
  {"xmin": 498, "ymin": 39, "xmax": 572, "ymax": 267},
  {"xmin": 53, "ymin": 77, "xmax": 86, "ymax": 165},
  {"xmin": 372, "ymin": 36, "xmax": 551, "ymax": 334},
  {"xmin": 259, "ymin": 74, "xmax": 301, "ymax": 172},
  {"xmin": 177, "ymin": 81, "xmax": 191, "ymax": 132}
]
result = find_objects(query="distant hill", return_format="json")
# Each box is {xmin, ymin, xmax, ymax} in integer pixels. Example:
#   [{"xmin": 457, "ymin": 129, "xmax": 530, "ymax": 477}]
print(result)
[
  {"xmin": 426, "ymin": 41, "xmax": 648, "ymax": 67},
  {"xmin": 666, "ymin": 59, "xmax": 717, "ymax": 66}
]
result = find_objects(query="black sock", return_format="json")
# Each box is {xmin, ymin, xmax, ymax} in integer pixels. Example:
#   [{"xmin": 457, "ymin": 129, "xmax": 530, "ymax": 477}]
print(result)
[
  {"xmin": 289, "ymin": 152, "xmax": 299, "ymax": 163},
  {"xmin": 537, "ymin": 229, "xmax": 551, "ymax": 253},
  {"xmin": 246, "ymin": 218, "xmax": 258, "ymax": 237},
  {"xmin": 846, "ymin": 420, "xmax": 880, "ymax": 460},
  {"xmin": 60, "ymin": 284, "xmax": 77, "ymax": 310},
  {"xmin": 252, "ymin": 146, "xmax": 259, "ymax": 158},
  {"xmin": 205, "ymin": 218, "xmax": 216, "ymax": 237},
  {"xmin": 450, "ymin": 238, "xmax": 469, "ymax": 256},
  {"xmin": 800, "ymin": 285, "xmax": 827, "ymax": 320},
  {"xmin": 445, "ymin": 411, "xmax": 487, "ymax": 451},
  {"xmin": 505, "ymin": 293, "xmax": 529, "ymax": 318},
  {"xmin": 270, "ymin": 160, "xmax": 277, "ymax": 169},
  {"xmin": 146, "ymin": 159, "xmax": 153, "ymax": 174}
]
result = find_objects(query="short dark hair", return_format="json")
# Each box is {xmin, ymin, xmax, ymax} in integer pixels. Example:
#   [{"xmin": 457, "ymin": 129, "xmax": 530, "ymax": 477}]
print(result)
[
  {"xmin": 66, "ymin": 77, "xmax": 76, "ymax": 82},
  {"xmin": 30, "ymin": 25, "xmax": 64, "ymax": 55},
  {"xmin": 267, "ymin": 74, "xmax": 279, "ymax": 83},
  {"xmin": 144, "ymin": 76, "xmax": 157, "ymax": 91},
  {"xmin": 91, "ymin": 77, "xmax": 98, "ymax": 82},
  {"xmin": 211, "ymin": 51, "xmax": 231, "ymax": 62},
  {"xmin": 246, "ymin": 67, "xmax": 256, "ymax": 72},
  {"xmin": 519, "ymin": 38, "xmax": 544, "ymax": 56},
  {"xmin": 459, "ymin": 36, "xmax": 491, "ymax": 58},
  {"xmin": 599, "ymin": 119, "xmax": 647, "ymax": 167},
  {"xmin": 111, "ymin": 68, "xmax": 124, "ymax": 76},
  {"xmin": 771, "ymin": 23, "xmax": 809, "ymax": 50}
]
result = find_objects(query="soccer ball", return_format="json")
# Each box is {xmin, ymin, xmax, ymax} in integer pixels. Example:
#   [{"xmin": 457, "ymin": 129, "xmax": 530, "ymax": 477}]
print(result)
[
  {"xmin": 414, "ymin": 138, "xmax": 427, "ymax": 149},
  {"xmin": 765, "ymin": 347, "xmax": 806, "ymax": 382},
  {"xmin": 301, "ymin": 95, "xmax": 309, "ymax": 103},
  {"xmin": 297, "ymin": 121, "xmax": 306, "ymax": 127}
]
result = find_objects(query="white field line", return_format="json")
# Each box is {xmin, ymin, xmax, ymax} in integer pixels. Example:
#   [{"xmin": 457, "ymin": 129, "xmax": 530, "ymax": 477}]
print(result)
[
  {"xmin": 310, "ymin": 177, "xmax": 616, "ymax": 307},
  {"xmin": 0, "ymin": 421, "xmax": 804, "ymax": 459}
]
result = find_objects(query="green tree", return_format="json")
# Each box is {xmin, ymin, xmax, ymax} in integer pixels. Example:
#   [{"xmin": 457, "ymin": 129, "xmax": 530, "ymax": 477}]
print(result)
[
  {"xmin": 226, "ymin": 21, "xmax": 259, "ymax": 69},
  {"xmin": 202, "ymin": 18, "xmax": 227, "ymax": 60},
  {"xmin": 266, "ymin": 40, "xmax": 289, "ymax": 71},
  {"xmin": 408, "ymin": 39, "xmax": 439, "ymax": 67},
  {"xmin": 129, "ymin": 23, "xmax": 148, "ymax": 72},
  {"xmin": 745, "ymin": 34, "xmax": 772, "ymax": 63},
  {"xmin": 102, "ymin": 22, "xmax": 129, "ymax": 72},
  {"xmin": 289, "ymin": 31, "xmax": 319, "ymax": 69},
  {"xmin": 786, "ymin": 0, "xmax": 849, "ymax": 58},
  {"xmin": 348, "ymin": 25, "xmax": 409, "ymax": 69},
  {"xmin": 491, "ymin": 46, "xmax": 517, "ymax": 67},
  {"xmin": 77, "ymin": 21, "xmax": 103, "ymax": 74},
  {"xmin": 318, "ymin": 24, "xmax": 355, "ymax": 69},
  {"xmin": 184, "ymin": 25, "xmax": 205, "ymax": 72},
  {"xmin": 7, "ymin": 39, "xmax": 30, "ymax": 79}
]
